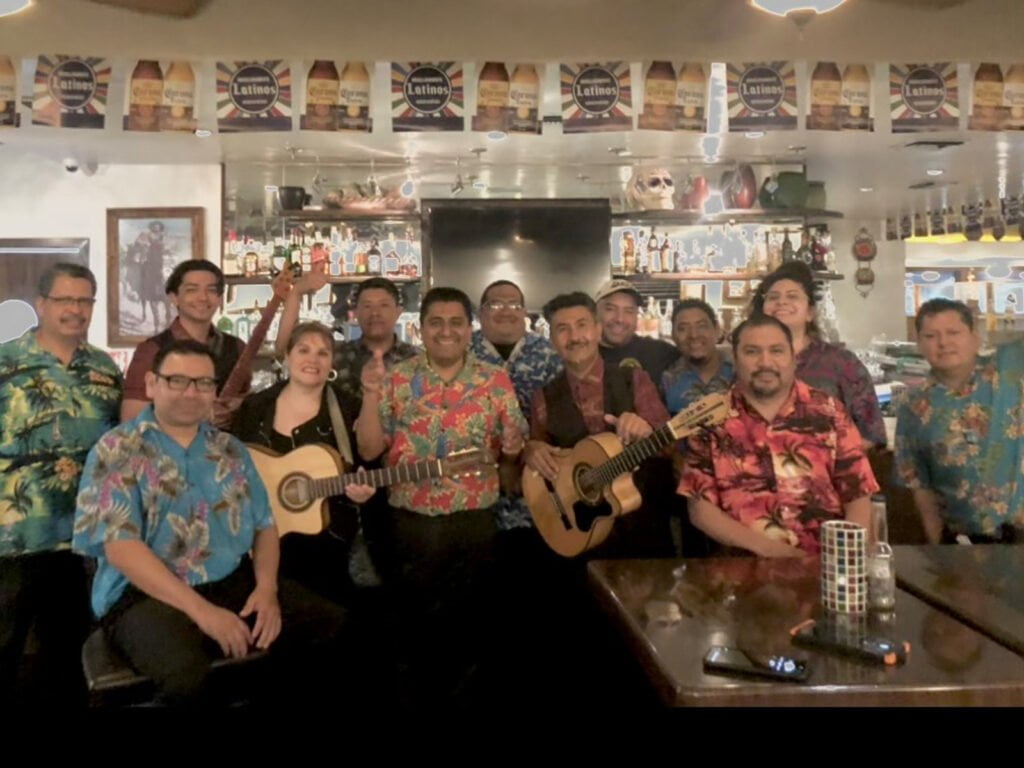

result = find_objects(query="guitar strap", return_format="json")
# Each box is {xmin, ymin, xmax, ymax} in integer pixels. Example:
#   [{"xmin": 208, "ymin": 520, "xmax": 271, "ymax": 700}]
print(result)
[{"xmin": 325, "ymin": 385, "xmax": 355, "ymax": 467}]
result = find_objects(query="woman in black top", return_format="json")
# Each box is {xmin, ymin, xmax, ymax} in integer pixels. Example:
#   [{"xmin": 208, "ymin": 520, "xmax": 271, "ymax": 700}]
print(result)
[{"xmin": 234, "ymin": 321, "xmax": 373, "ymax": 603}]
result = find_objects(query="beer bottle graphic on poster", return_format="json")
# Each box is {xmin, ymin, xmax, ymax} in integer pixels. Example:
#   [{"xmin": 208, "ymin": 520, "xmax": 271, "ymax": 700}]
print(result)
[
  {"xmin": 161, "ymin": 61, "xmax": 195, "ymax": 131},
  {"xmin": 676, "ymin": 62, "xmax": 706, "ymax": 131},
  {"xmin": 128, "ymin": 60, "xmax": 163, "ymax": 131},
  {"xmin": 809, "ymin": 62, "xmax": 842, "ymax": 130},
  {"xmin": 639, "ymin": 61, "xmax": 676, "ymax": 130},
  {"xmin": 305, "ymin": 60, "xmax": 340, "ymax": 131},
  {"xmin": 841, "ymin": 64, "xmax": 871, "ymax": 130},
  {"xmin": 477, "ymin": 61, "xmax": 510, "ymax": 131},
  {"xmin": 971, "ymin": 63, "xmax": 1005, "ymax": 130},
  {"xmin": 1005, "ymin": 64, "xmax": 1024, "ymax": 128},
  {"xmin": 339, "ymin": 61, "xmax": 371, "ymax": 127},
  {"xmin": 0, "ymin": 56, "xmax": 15, "ymax": 127},
  {"xmin": 509, "ymin": 63, "xmax": 540, "ymax": 132}
]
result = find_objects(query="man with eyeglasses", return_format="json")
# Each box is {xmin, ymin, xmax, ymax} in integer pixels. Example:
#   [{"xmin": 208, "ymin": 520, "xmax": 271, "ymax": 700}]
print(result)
[
  {"xmin": 121, "ymin": 259, "xmax": 248, "ymax": 426},
  {"xmin": 73, "ymin": 339, "xmax": 347, "ymax": 706},
  {"xmin": 0, "ymin": 263, "xmax": 122, "ymax": 708}
]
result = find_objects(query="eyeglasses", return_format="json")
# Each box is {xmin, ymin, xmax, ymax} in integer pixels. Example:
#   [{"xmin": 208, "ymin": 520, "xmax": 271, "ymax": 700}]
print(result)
[
  {"xmin": 483, "ymin": 300, "xmax": 524, "ymax": 312},
  {"xmin": 647, "ymin": 176, "xmax": 674, "ymax": 188},
  {"xmin": 155, "ymin": 373, "xmax": 218, "ymax": 393},
  {"xmin": 45, "ymin": 296, "xmax": 96, "ymax": 308}
]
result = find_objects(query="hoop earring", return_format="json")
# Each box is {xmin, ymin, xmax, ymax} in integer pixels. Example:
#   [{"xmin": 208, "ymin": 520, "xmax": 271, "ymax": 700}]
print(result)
[{"xmin": 327, "ymin": 369, "xmax": 338, "ymax": 382}]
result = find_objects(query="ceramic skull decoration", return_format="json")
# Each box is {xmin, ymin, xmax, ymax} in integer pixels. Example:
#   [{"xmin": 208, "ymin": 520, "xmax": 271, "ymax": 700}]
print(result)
[{"xmin": 626, "ymin": 166, "xmax": 676, "ymax": 211}]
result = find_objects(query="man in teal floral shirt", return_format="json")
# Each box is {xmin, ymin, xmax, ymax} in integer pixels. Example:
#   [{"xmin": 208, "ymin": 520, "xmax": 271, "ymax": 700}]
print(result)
[
  {"xmin": 0, "ymin": 263, "xmax": 121, "ymax": 708},
  {"xmin": 74, "ymin": 340, "xmax": 345, "ymax": 705},
  {"xmin": 896, "ymin": 298, "xmax": 1024, "ymax": 543}
]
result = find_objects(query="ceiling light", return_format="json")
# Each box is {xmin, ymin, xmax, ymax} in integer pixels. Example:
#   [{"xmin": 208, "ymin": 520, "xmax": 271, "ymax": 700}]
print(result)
[
  {"xmin": 926, "ymin": 168, "xmax": 944, "ymax": 176},
  {"xmin": 399, "ymin": 178, "xmax": 416, "ymax": 199},
  {"xmin": 859, "ymin": 187, "xmax": 874, "ymax": 193},
  {"xmin": 750, "ymin": 0, "xmax": 845, "ymax": 18},
  {"xmin": 472, "ymin": 179, "xmax": 487, "ymax": 190},
  {"xmin": 193, "ymin": 128, "xmax": 212, "ymax": 138},
  {"xmin": 609, "ymin": 147, "xmax": 632, "ymax": 157},
  {"xmin": 0, "ymin": 1, "xmax": 32, "ymax": 19},
  {"xmin": 787, "ymin": 144, "xmax": 807, "ymax": 153},
  {"xmin": 745, "ymin": 131, "xmax": 765, "ymax": 139},
  {"xmin": 487, "ymin": 130, "xmax": 508, "ymax": 141}
]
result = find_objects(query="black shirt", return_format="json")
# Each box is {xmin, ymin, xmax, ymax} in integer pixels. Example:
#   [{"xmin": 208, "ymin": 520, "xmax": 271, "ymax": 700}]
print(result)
[{"xmin": 599, "ymin": 336, "xmax": 680, "ymax": 400}]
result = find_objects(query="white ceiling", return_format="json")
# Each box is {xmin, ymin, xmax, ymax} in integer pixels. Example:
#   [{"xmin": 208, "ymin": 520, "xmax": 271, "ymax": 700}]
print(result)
[{"xmin": 1, "ymin": 0, "xmax": 1022, "ymax": 219}]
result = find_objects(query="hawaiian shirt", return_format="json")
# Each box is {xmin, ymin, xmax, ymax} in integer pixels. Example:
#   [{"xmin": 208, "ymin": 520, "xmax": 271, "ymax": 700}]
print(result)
[
  {"xmin": 662, "ymin": 357, "xmax": 734, "ymax": 415},
  {"xmin": 470, "ymin": 330, "xmax": 562, "ymax": 529},
  {"xmin": 679, "ymin": 381, "xmax": 879, "ymax": 554},
  {"xmin": 73, "ymin": 406, "xmax": 272, "ymax": 618},
  {"xmin": 378, "ymin": 354, "xmax": 528, "ymax": 517},
  {"xmin": 0, "ymin": 331, "xmax": 121, "ymax": 557},
  {"xmin": 895, "ymin": 341, "xmax": 1024, "ymax": 537},
  {"xmin": 333, "ymin": 335, "xmax": 420, "ymax": 427},
  {"xmin": 797, "ymin": 338, "xmax": 886, "ymax": 447}
]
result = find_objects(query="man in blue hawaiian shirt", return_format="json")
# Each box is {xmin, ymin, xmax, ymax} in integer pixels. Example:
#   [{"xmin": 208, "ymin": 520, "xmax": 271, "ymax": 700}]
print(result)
[
  {"xmin": 0, "ymin": 263, "xmax": 121, "ymax": 708},
  {"xmin": 896, "ymin": 298, "xmax": 1024, "ymax": 544},
  {"xmin": 74, "ymin": 340, "xmax": 346, "ymax": 705},
  {"xmin": 662, "ymin": 298, "xmax": 734, "ymax": 415}
]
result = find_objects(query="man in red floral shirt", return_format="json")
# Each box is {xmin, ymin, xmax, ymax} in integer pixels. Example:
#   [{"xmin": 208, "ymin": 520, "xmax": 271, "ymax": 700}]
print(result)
[{"xmin": 679, "ymin": 314, "xmax": 877, "ymax": 557}]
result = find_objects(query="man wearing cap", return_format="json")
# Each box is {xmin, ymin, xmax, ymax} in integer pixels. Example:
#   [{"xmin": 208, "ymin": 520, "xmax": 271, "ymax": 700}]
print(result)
[{"xmin": 595, "ymin": 278, "xmax": 680, "ymax": 403}]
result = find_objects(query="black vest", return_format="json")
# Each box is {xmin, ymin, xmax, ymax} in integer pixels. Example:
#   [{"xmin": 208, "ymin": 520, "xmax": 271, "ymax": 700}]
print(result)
[
  {"xmin": 152, "ymin": 326, "xmax": 241, "ymax": 396},
  {"xmin": 542, "ymin": 364, "xmax": 634, "ymax": 448}
]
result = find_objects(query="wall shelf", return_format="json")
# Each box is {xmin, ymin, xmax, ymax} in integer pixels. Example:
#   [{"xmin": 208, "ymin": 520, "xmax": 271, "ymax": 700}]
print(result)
[{"xmin": 610, "ymin": 208, "xmax": 844, "ymax": 226}]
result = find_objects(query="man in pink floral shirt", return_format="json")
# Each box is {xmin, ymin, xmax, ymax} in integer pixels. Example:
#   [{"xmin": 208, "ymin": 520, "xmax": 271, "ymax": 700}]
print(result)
[{"xmin": 679, "ymin": 314, "xmax": 878, "ymax": 556}]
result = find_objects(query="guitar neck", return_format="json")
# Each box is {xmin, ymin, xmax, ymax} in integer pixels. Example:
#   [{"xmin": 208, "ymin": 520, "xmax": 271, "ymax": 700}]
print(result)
[
  {"xmin": 310, "ymin": 458, "xmax": 446, "ymax": 499},
  {"xmin": 584, "ymin": 424, "xmax": 677, "ymax": 489},
  {"xmin": 219, "ymin": 294, "xmax": 284, "ymax": 400}
]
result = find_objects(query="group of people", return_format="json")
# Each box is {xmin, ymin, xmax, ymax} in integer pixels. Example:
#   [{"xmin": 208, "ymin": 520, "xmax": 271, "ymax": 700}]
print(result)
[{"xmin": 1, "ymin": 253, "xmax": 1016, "ymax": 709}]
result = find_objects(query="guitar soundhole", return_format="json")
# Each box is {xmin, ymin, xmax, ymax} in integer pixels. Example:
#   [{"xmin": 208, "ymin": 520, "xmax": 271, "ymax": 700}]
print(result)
[
  {"xmin": 573, "ymin": 463, "xmax": 601, "ymax": 505},
  {"xmin": 279, "ymin": 473, "xmax": 312, "ymax": 513}
]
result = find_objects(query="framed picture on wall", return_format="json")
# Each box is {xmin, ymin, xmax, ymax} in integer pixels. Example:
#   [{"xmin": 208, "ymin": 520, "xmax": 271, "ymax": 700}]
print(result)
[
  {"xmin": 106, "ymin": 207, "xmax": 204, "ymax": 346},
  {"xmin": 0, "ymin": 238, "xmax": 89, "ymax": 344}
]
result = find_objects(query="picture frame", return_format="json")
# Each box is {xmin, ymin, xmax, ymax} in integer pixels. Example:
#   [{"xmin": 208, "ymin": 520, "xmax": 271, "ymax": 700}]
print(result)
[{"xmin": 106, "ymin": 207, "xmax": 204, "ymax": 346}]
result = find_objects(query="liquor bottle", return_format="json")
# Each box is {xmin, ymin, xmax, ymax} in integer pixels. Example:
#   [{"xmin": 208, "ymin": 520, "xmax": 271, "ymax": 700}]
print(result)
[
  {"xmin": 781, "ymin": 229, "xmax": 794, "ymax": 262},
  {"xmin": 128, "ymin": 60, "xmax": 163, "ymax": 131},
  {"xmin": 868, "ymin": 495, "xmax": 896, "ymax": 612},
  {"xmin": 809, "ymin": 61, "xmax": 842, "ymax": 130},
  {"xmin": 161, "ymin": 61, "xmax": 195, "ymax": 130},
  {"xmin": 305, "ymin": 60, "xmax": 340, "ymax": 131},
  {"xmin": 913, "ymin": 212, "xmax": 928, "ymax": 238},
  {"xmin": 676, "ymin": 62, "xmax": 706, "ymax": 129},
  {"xmin": 477, "ymin": 61, "xmax": 510, "ymax": 122},
  {"xmin": 339, "ymin": 61, "xmax": 371, "ymax": 121},
  {"xmin": 647, "ymin": 226, "xmax": 660, "ymax": 273},
  {"xmin": 243, "ymin": 251, "xmax": 259, "ymax": 277},
  {"xmin": 620, "ymin": 231, "xmax": 636, "ymax": 274},
  {"xmin": 0, "ymin": 56, "xmax": 17, "ymax": 126},
  {"xmin": 660, "ymin": 236, "xmax": 673, "ymax": 274},
  {"xmin": 841, "ymin": 63, "xmax": 871, "ymax": 128},
  {"xmin": 509, "ymin": 63, "xmax": 539, "ymax": 127},
  {"xmin": 367, "ymin": 237, "xmax": 382, "ymax": 274}
]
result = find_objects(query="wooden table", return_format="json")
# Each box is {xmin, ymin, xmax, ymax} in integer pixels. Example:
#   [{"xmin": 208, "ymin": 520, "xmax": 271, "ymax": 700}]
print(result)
[
  {"xmin": 588, "ymin": 556, "xmax": 1024, "ymax": 706},
  {"xmin": 895, "ymin": 544, "xmax": 1024, "ymax": 656}
]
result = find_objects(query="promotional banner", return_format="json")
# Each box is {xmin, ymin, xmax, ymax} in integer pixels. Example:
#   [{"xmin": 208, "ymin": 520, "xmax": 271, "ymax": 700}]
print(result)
[
  {"xmin": 391, "ymin": 62, "xmax": 464, "ymax": 132},
  {"xmin": 637, "ymin": 61, "xmax": 707, "ymax": 132},
  {"xmin": 0, "ymin": 56, "xmax": 17, "ymax": 127},
  {"xmin": 216, "ymin": 60, "xmax": 292, "ymax": 133},
  {"xmin": 124, "ymin": 60, "xmax": 197, "ymax": 132},
  {"xmin": 471, "ymin": 61, "xmax": 542, "ymax": 134},
  {"xmin": 726, "ymin": 61, "xmax": 798, "ymax": 132},
  {"xmin": 300, "ymin": 60, "xmax": 372, "ymax": 132},
  {"xmin": 968, "ymin": 62, "xmax": 1024, "ymax": 131},
  {"xmin": 560, "ymin": 62, "xmax": 632, "ymax": 133},
  {"xmin": 806, "ymin": 61, "xmax": 873, "ymax": 131},
  {"xmin": 33, "ymin": 55, "xmax": 110, "ymax": 129},
  {"xmin": 889, "ymin": 63, "xmax": 959, "ymax": 133}
]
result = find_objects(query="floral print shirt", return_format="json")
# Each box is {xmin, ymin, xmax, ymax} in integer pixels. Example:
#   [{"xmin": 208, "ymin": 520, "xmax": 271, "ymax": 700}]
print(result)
[
  {"xmin": 378, "ymin": 354, "xmax": 528, "ymax": 517},
  {"xmin": 73, "ymin": 406, "xmax": 272, "ymax": 618},
  {"xmin": 662, "ymin": 357, "xmax": 734, "ymax": 415},
  {"xmin": 470, "ymin": 330, "xmax": 562, "ymax": 529},
  {"xmin": 0, "ymin": 331, "xmax": 121, "ymax": 557},
  {"xmin": 796, "ymin": 338, "xmax": 886, "ymax": 447},
  {"xmin": 679, "ymin": 381, "xmax": 879, "ymax": 554},
  {"xmin": 895, "ymin": 341, "xmax": 1024, "ymax": 537}
]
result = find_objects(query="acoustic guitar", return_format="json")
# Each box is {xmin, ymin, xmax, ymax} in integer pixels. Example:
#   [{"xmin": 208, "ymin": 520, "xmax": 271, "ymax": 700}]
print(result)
[
  {"xmin": 523, "ymin": 393, "xmax": 728, "ymax": 557},
  {"xmin": 246, "ymin": 443, "xmax": 488, "ymax": 536}
]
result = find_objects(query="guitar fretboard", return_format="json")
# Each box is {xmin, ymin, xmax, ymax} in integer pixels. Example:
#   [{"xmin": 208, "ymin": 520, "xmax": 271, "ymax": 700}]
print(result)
[
  {"xmin": 311, "ymin": 459, "xmax": 445, "ymax": 498},
  {"xmin": 581, "ymin": 424, "xmax": 677, "ymax": 491}
]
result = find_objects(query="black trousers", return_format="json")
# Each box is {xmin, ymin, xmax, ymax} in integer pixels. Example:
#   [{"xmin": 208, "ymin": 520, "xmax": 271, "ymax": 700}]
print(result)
[
  {"xmin": 0, "ymin": 550, "xmax": 91, "ymax": 710},
  {"xmin": 102, "ymin": 559, "xmax": 347, "ymax": 707},
  {"xmin": 373, "ymin": 505, "xmax": 498, "ymax": 709}
]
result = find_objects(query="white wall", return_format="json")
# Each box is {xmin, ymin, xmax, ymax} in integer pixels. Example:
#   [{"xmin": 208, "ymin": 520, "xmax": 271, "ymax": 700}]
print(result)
[
  {"xmin": 0, "ymin": 154, "xmax": 221, "ymax": 349},
  {"xmin": 830, "ymin": 218, "xmax": 907, "ymax": 348}
]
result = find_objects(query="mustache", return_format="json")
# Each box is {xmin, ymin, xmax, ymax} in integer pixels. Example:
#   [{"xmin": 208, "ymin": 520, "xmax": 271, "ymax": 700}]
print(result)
[{"xmin": 753, "ymin": 369, "xmax": 779, "ymax": 377}]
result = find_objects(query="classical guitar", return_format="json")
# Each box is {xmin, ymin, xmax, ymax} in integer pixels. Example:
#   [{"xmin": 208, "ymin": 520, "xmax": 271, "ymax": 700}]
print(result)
[
  {"xmin": 523, "ymin": 393, "xmax": 728, "ymax": 557},
  {"xmin": 246, "ymin": 443, "xmax": 488, "ymax": 536}
]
